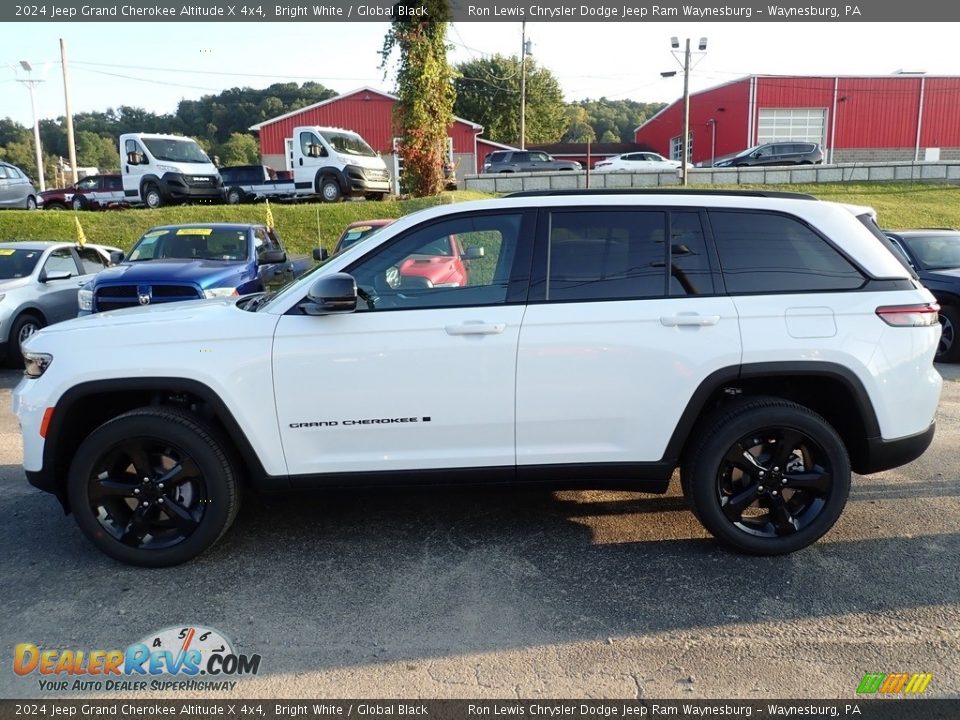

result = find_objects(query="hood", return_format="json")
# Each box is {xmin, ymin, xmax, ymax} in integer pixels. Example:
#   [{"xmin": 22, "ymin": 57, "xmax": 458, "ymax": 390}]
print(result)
[
  {"xmin": 922, "ymin": 266, "xmax": 960, "ymax": 280},
  {"xmin": 0, "ymin": 277, "xmax": 33, "ymax": 292},
  {"xmin": 95, "ymin": 259, "xmax": 249, "ymax": 289},
  {"xmin": 39, "ymin": 187, "xmax": 74, "ymax": 200},
  {"xmin": 340, "ymin": 153, "xmax": 387, "ymax": 171}
]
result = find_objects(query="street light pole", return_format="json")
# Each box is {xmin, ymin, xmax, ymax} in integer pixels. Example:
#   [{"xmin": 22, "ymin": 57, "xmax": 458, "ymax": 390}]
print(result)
[
  {"xmin": 520, "ymin": 22, "xmax": 527, "ymax": 150},
  {"xmin": 16, "ymin": 61, "xmax": 46, "ymax": 192},
  {"xmin": 681, "ymin": 38, "xmax": 691, "ymax": 186}
]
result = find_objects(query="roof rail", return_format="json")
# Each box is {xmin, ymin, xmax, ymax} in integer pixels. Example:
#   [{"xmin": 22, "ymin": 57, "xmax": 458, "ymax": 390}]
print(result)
[{"xmin": 505, "ymin": 188, "xmax": 818, "ymax": 200}]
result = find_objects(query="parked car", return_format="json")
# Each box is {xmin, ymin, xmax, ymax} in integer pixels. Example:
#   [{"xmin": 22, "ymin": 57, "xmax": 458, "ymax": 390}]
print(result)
[
  {"xmin": 482, "ymin": 151, "xmax": 581, "ymax": 174},
  {"xmin": 330, "ymin": 219, "xmax": 480, "ymax": 290},
  {"xmin": 79, "ymin": 223, "xmax": 312, "ymax": 314},
  {"xmin": 0, "ymin": 241, "xmax": 118, "ymax": 365},
  {"xmin": 333, "ymin": 220, "xmax": 394, "ymax": 254},
  {"xmin": 219, "ymin": 165, "xmax": 289, "ymax": 204},
  {"xmin": 0, "ymin": 162, "xmax": 39, "ymax": 210},
  {"xmin": 15, "ymin": 189, "xmax": 941, "ymax": 566},
  {"xmin": 885, "ymin": 228, "xmax": 960, "ymax": 363},
  {"xmin": 39, "ymin": 174, "xmax": 126, "ymax": 211},
  {"xmin": 713, "ymin": 142, "xmax": 824, "ymax": 168},
  {"xmin": 593, "ymin": 152, "xmax": 688, "ymax": 173}
]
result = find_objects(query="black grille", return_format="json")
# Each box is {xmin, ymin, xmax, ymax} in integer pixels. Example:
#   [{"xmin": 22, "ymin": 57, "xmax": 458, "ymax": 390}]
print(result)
[{"xmin": 94, "ymin": 284, "xmax": 202, "ymax": 312}]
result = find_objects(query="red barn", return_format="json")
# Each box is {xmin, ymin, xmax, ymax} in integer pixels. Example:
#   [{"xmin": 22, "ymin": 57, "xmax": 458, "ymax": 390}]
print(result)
[
  {"xmin": 634, "ymin": 74, "xmax": 960, "ymax": 166},
  {"xmin": 249, "ymin": 87, "xmax": 487, "ymax": 186}
]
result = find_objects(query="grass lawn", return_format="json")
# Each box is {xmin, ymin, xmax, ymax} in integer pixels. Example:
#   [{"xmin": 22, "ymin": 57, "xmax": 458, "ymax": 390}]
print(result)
[{"xmin": 0, "ymin": 184, "xmax": 957, "ymax": 259}]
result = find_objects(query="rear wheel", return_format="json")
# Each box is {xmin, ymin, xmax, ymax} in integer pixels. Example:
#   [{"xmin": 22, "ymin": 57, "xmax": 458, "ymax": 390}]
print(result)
[
  {"xmin": 226, "ymin": 187, "xmax": 243, "ymax": 205},
  {"xmin": 681, "ymin": 397, "xmax": 850, "ymax": 555},
  {"xmin": 936, "ymin": 305, "xmax": 960, "ymax": 363},
  {"xmin": 25, "ymin": 195, "xmax": 37, "ymax": 210},
  {"xmin": 365, "ymin": 192, "xmax": 386, "ymax": 201},
  {"xmin": 67, "ymin": 408, "xmax": 240, "ymax": 567}
]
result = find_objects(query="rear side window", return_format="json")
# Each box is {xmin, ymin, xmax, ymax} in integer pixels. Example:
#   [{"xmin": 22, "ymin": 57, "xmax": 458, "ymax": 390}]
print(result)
[
  {"xmin": 710, "ymin": 210, "xmax": 865, "ymax": 293},
  {"xmin": 545, "ymin": 210, "xmax": 713, "ymax": 302}
]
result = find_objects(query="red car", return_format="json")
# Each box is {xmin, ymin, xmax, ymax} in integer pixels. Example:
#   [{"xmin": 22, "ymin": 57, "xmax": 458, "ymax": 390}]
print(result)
[
  {"xmin": 38, "ymin": 174, "xmax": 126, "ymax": 211},
  {"xmin": 333, "ymin": 219, "xmax": 479, "ymax": 289}
]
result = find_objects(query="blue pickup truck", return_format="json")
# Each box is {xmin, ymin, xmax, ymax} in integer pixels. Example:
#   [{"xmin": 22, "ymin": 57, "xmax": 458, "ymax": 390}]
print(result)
[{"xmin": 78, "ymin": 223, "xmax": 314, "ymax": 314}]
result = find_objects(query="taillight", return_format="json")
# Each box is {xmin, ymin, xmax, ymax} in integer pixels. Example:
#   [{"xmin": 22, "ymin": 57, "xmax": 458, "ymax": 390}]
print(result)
[{"xmin": 875, "ymin": 303, "xmax": 941, "ymax": 327}]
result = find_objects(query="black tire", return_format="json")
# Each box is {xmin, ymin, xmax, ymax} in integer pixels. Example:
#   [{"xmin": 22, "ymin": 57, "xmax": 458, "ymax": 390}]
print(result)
[
  {"xmin": 67, "ymin": 407, "xmax": 240, "ymax": 567},
  {"xmin": 7, "ymin": 312, "xmax": 44, "ymax": 367},
  {"xmin": 681, "ymin": 396, "xmax": 850, "ymax": 555},
  {"xmin": 226, "ymin": 187, "xmax": 243, "ymax": 205},
  {"xmin": 143, "ymin": 184, "xmax": 163, "ymax": 209},
  {"xmin": 365, "ymin": 192, "xmax": 386, "ymax": 202},
  {"xmin": 25, "ymin": 195, "xmax": 37, "ymax": 210},
  {"xmin": 44, "ymin": 203, "xmax": 66, "ymax": 211},
  {"xmin": 936, "ymin": 305, "xmax": 960, "ymax": 363},
  {"xmin": 72, "ymin": 195, "xmax": 88, "ymax": 211},
  {"xmin": 319, "ymin": 177, "xmax": 342, "ymax": 203}
]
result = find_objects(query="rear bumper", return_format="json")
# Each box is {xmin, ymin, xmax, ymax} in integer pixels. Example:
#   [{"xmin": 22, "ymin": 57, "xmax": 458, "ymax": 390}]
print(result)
[{"xmin": 855, "ymin": 422, "xmax": 936, "ymax": 475}]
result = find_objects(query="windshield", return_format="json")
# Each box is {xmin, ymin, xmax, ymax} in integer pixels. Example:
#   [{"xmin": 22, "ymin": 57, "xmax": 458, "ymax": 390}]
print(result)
[
  {"xmin": 0, "ymin": 248, "xmax": 42, "ymax": 279},
  {"xmin": 899, "ymin": 233, "xmax": 960, "ymax": 270},
  {"xmin": 320, "ymin": 131, "xmax": 377, "ymax": 158},
  {"xmin": 142, "ymin": 138, "xmax": 211, "ymax": 164},
  {"xmin": 128, "ymin": 227, "xmax": 250, "ymax": 262}
]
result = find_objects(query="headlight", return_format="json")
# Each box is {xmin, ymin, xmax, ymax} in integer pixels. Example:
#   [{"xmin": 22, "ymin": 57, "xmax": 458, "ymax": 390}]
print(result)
[
  {"xmin": 78, "ymin": 288, "xmax": 93, "ymax": 311},
  {"xmin": 23, "ymin": 351, "xmax": 53, "ymax": 378},
  {"xmin": 203, "ymin": 288, "xmax": 239, "ymax": 299},
  {"xmin": 0, "ymin": 293, "xmax": 6, "ymax": 303},
  {"xmin": 156, "ymin": 164, "xmax": 179, "ymax": 174}
]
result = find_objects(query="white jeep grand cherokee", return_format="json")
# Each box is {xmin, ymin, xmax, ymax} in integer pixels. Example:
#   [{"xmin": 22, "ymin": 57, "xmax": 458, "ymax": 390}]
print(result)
[{"xmin": 13, "ymin": 190, "xmax": 942, "ymax": 566}]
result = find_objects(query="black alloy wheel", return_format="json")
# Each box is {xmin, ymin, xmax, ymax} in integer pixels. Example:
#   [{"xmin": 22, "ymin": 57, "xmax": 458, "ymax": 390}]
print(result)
[
  {"xmin": 68, "ymin": 408, "xmax": 239, "ymax": 566},
  {"xmin": 682, "ymin": 397, "xmax": 850, "ymax": 555}
]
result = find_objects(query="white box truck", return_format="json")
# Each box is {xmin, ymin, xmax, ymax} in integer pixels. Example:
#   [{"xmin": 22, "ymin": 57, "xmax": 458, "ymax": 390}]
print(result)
[{"xmin": 120, "ymin": 133, "xmax": 224, "ymax": 208}]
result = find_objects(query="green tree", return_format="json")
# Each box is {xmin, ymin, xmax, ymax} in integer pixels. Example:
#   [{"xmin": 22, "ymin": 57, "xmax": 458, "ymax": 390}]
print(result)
[
  {"xmin": 561, "ymin": 106, "xmax": 596, "ymax": 144},
  {"xmin": 454, "ymin": 55, "xmax": 566, "ymax": 146},
  {"xmin": 567, "ymin": 98, "xmax": 667, "ymax": 144},
  {"xmin": 217, "ymin": 133, "xmax": 261, "ymax": 166},
  {"xmin": 380, "ymin": 0, "xmax": 455, "ymax": 197}
]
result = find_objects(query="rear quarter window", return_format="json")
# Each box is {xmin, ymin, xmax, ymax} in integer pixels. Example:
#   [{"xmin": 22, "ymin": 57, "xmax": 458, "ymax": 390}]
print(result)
[{"xmin": 709, "ymin": 210, "xmax": 865, "ymax": 293}]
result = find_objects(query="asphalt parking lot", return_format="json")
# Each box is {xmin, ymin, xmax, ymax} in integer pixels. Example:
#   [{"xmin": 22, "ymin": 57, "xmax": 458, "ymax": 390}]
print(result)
[{"xmin": 0, "ymin": 366, "xmax": 957, "ymax": 700}]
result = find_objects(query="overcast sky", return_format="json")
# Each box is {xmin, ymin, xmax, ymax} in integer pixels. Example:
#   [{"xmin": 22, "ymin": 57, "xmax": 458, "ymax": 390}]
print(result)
[{"xmin": 1, "ymin": 22, "xmax": 959, "ymax": 129}]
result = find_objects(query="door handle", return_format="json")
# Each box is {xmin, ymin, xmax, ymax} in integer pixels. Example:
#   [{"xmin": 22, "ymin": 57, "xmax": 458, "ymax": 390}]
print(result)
[
  {"xmin": 299, "ymin": 158, "xmax": 303, "ymax": 166},
  {"xmin": 444, "ymin": 322, "xmax": 506, "ymax": 336},
  {"xmin": 660, "ymin": 314, "xmax": 721, "ymax": 327}
]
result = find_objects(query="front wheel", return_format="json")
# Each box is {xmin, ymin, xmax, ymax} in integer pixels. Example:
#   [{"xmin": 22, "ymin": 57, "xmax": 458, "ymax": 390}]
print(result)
[
  {"xmin": 936, "ymin": 305, "xmax": 960, "ymax": 363},
  {"xmin": 143, "ymin": 184, "xmax": 163, "ymax": 209},
  {"xmin": 7, "ymin": 313, "xmax": 44, "ymax": 367},
  {"xmin": 72, "ymin": 195, "xmax": 88, "ymax": 211},
  {"xmin": 67, "ymin": 407, "xmax": 240, "ymax": 567},
  {"xmin": 681, "ymin": 397, "xmax": 850, "ymax": 555},
  {"xmin": 226, "ymin": 187, "xmax": 243, "ymax": 205},
  {"xmin": 319, "ymin": 178, "xmax": 342, "ymax": 203}
]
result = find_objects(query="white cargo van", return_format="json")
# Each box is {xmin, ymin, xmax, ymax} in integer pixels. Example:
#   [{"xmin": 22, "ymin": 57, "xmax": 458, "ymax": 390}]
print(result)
[
  {"xmin": 291, "ymin": 126, "xmax": 390, "ymax": 202},
  {"xmin": 120, "ymin": 133, "xmax": 224, "ymax": 208}
]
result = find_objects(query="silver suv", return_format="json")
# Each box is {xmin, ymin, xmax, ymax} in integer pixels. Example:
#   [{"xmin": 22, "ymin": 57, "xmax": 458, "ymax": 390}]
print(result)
[{"xmin": 483, "ymin": 150, "xmax": 582, "ymax": 174}]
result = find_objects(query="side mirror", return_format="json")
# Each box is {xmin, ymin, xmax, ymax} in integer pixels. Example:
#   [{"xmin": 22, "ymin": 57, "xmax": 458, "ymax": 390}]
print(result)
[
  {"xmin": 41, "ymin": 270, "xmax": 72, "ymax": 283},
  {"xmin": 258, "ymin": 249, "xmax": 286, "ymax": 264},
  {"xmin": 312, "ymin": 247, "xmax": 329, "ymax": 262},
  {"xmin": 301, "ymin": 273, "xmax": 357, "ymax": 315},
  {"xmin": 126, "ymin": 151, "xmax": 138, "ymax": 165},
  {"xmin": 462, "ymin": 246, "xmax": 485, "ymax": 260},
  {"xmin": 109, "ymin": 250, "xmax": 125, "ymax": 264}
]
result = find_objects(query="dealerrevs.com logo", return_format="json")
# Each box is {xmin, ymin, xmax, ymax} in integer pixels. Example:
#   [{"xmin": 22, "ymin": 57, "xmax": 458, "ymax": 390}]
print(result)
[{"xmin": 14, "ymin": 625, "xmax": 261, "ymax": 692}]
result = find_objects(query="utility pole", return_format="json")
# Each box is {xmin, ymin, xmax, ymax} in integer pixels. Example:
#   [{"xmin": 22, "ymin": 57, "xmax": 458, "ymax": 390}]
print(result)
[
  {"xmin": 16, "ymin": 61, "xmax": 46, "ymax": 192},
  {"xmin": 60, "ymin": 39, "xmax": 78, "ymax": 184},
  {"xmin": 663, "ymin": 36, "xmax": 707, "ymax": 187},
  {"xmin": 519, "ymin": 22, "xmax": 526, "ymax": 150}
]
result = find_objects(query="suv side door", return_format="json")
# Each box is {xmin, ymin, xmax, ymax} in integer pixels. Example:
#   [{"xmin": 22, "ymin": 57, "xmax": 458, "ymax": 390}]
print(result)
[
  {"xmin": 515, "ymin": 207, "xmax": 741, "ymax": 470},
  {"xmin": 272, "ymin": 211, "xmax": 535, "ymax": 478}
]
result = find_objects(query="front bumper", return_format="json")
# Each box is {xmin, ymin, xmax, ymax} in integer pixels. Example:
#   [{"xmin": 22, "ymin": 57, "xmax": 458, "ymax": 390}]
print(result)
[
  {"xmin": 160, "ymin": 173, "xmax": 224, "ymax": 202},
  {"xmin": 343, "ymin": 165, "xmax": 390, "ymax": 195}
]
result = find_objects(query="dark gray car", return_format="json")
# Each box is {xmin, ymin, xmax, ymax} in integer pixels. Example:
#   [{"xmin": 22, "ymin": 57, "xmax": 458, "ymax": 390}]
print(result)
[
  {"xmin": 482, "ymin": 150, "xmax": 582, "ymax": 174},
  {"xmin": 714, "ymin": 142, "xmax": 824, "ymax": 168},
  {"xmin": 0, "ymin": 162, "xmax": 39, "ymax": 210},
  {"xmin": 0, "ymin": 241, "xmax": 118, "ymax": 364}
]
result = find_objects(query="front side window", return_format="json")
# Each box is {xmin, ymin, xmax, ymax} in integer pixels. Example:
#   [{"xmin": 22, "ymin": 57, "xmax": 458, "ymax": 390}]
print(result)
[
  {"xmin": 77, "ymin": 177, "xmax": 98, "ymax": 191},
  {"xmin": 710, "ymin": 210, "xmax": 865, "ymax": 293},
  {"xmin": 346, "ymin": 213, "xmax": 523, "ymax": 312},
  {"xmin": 300, "ymin": 132, "xmax": 326, "ymax": 158},
  {"xmin": 42, "ymin": 248, "xmax": 78, "ymax": 277}
]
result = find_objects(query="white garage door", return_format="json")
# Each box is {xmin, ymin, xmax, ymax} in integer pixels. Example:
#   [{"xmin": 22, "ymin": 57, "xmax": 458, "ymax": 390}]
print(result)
[{"xmin": 757, "ymin": 108, "xmax": 826, "ymax": 145}]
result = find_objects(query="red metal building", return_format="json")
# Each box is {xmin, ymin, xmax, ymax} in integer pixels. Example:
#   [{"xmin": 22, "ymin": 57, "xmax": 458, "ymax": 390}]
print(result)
[
  {"xmin": 249, "ymin": 87, "xmax": 486, "ymax": 180},
  {"xmin": 634, "ymin": 75, "xmax": 960, "ymax": 166}
]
